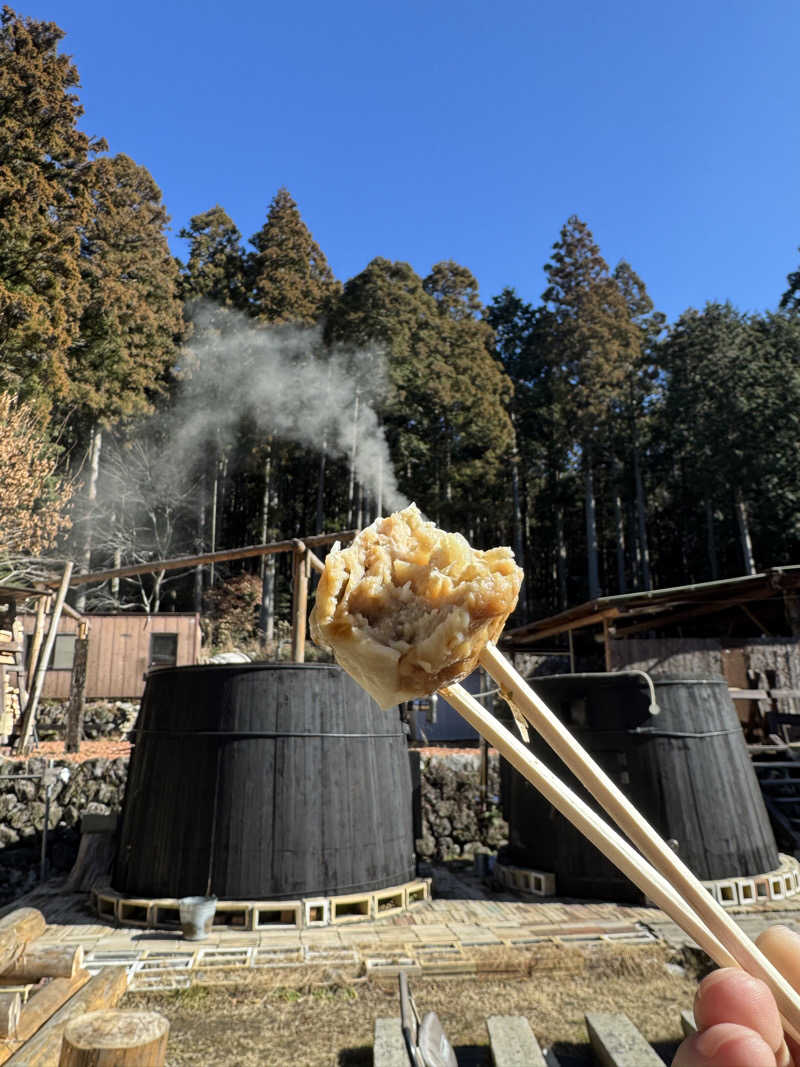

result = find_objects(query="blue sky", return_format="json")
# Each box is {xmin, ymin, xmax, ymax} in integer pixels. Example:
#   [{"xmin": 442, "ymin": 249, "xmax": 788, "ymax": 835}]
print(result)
[{"xmin": 37, "ymin": 0, "xmax": 800, "ymax": 324}]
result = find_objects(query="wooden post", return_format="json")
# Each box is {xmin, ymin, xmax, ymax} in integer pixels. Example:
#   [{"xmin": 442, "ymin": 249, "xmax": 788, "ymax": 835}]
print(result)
[
  {"xmin": 602, "ymin": 618, "xmax": 612, "ymax": 673},
  {"xmin": 57, "ymin": 1012, "xmax": 169, "ymax": 1067},
  {"xmin": 65, "ymin": 622, "xmax": 89, "ymax": 754},
  {"xmin": 291, "ymin": 546, "xmax": 309, "ymax": 664},
  {"xmin": 16, "ymin": 563, "xmax": 73, "ymax": 753},
  {"xmin": 26, "ymin": 597, "xmax": 49, "ymax": 694},
  {"xmin": 3, "ymin": 966, "xmax": 127, "ymax": 1067}
]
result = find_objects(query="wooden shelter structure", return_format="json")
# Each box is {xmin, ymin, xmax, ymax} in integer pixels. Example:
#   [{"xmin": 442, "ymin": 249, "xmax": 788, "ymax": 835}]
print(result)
[{"xmin": 503, "ymin": 566, "xmax": 800, "ymax": 668}]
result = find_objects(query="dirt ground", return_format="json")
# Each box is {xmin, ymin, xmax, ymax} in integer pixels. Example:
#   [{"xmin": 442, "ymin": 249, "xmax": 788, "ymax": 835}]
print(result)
[{"xmin": 124, "ymin": 941, "xmax": 705, "ymax": 1067}]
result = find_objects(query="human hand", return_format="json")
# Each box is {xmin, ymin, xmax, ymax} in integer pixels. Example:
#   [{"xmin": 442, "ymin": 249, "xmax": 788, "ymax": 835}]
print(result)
[{"xmin": 673, "ymin": 926, "xmax": 800, "ymax": 1067}]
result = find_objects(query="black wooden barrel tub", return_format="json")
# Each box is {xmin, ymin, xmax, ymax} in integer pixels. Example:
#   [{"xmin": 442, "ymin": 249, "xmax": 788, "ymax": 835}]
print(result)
[
  {"xmin": 113, "ymin": 663, "xmax": 415, "ymax": 900},
  {"xmin": 499, "ymin": 673, "xmax": 779, "ymax": 903}
]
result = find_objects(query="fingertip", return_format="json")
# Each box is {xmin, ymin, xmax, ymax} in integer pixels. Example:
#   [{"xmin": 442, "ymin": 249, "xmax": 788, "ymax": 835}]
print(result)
[
  {"xmin": 694, "ymin": 968, "xmax": 783, "ymax": 1053},
  {"xmin": 673, "ymin": 1023, "xmax": 777, "ymax": 1067}
]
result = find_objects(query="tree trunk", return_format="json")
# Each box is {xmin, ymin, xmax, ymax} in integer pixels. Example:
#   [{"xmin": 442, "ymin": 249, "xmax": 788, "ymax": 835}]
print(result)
[
  {"xmin": 705, "ymin": 494, "xmax": 719, "ymax": 580},
  {"xmin": 316, "ymin": 438, "xmax": 327, "ymax": 534},
  {"xmin": 555, "ymin": 504, "xmax": 568, "ymax": 610},
  {"xmin": 632, "ymin": 440, "xmax": 651, "ymax": 591},
  {"xmin": 65, "ymin": 627, "xmax": 88, "ymax": 753},
  {"xmin": 613, "ymin": 486, "xmax": 627, "ymax": 594},
  {"xmin": 75, "ymin": 428, "xmax": 103, "ymax": 614},
  {"xmin": 583, "ymin": 446, "xmax": 600, "ymax": 600},
  {"xmin": 735, "ymin": 488, "xmax": 756, "ymax": 574},
  {"xmin": 348, "ymin": 391, "xmax": 360, "ymax": 527},
  {"xmin": 194, "ymin": 471, "xmax": 207, "ymax": 612}
]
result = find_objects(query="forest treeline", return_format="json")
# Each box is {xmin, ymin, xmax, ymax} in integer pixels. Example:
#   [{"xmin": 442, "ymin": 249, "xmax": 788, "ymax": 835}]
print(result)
[{"xmin": 3, "ymin": 7, "xmax": 800, "ymax": 638}]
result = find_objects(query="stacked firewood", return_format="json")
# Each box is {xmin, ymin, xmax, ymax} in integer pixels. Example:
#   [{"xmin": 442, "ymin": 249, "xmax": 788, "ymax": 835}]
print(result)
[
  {"xmin": 0, "ymin": 622, "xmax": 24, "ymax": 743},
  {"xmin": 0, "ymin": 908, "xmax": 167, "ymax": 1066}
]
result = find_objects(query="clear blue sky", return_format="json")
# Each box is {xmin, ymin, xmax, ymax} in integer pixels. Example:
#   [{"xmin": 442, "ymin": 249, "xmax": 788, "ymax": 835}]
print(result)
[{"xmin": 37, "ymin": 0, "xmax": 800, "ymax": 324}]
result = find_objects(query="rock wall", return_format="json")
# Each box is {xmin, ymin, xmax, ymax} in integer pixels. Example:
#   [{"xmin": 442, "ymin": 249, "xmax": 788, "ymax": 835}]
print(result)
[
  {"xmin": 35, "ymin": 700, "xmax": 139, "ymax": 741},
  {"xmin": 412, "ymin": 751, "xmax": 508, "ymax": 862},
  {"xmin": 0, "ymin": 756, "xmax": 128, "ymax": 903}
]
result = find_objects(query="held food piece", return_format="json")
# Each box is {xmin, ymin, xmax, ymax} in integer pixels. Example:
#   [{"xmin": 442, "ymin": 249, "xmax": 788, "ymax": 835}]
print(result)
[{"xmin": 310, "ymin": 504, "xmax": 523, "ymax": 709}]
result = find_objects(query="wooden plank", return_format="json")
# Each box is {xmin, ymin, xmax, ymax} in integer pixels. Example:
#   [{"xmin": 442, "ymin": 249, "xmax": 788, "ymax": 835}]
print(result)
[
  {"xmin": 3, "ymin": 966, "xmax": 127, "ymax": 1067},
  {"xmin": 486, "ymin": 1015, "xmax": 546, "ymax": 1067},
  {"xmin": 373, "ymin": 1017, "xmax": 409, "ymax": 1067},
  {"xmin": 585, "ymin": 1012, "xmax": 662, "ymax": 1067}
]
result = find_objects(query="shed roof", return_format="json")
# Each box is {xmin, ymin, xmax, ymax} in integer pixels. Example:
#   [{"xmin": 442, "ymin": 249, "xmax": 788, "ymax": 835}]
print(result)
[
  {"xmin": 0, "ymin": 583, "xmax": 52, "ymax": 603},
  {"xmin": 503, "ymin": 565, "xmax": 800, "ymax": 648}
]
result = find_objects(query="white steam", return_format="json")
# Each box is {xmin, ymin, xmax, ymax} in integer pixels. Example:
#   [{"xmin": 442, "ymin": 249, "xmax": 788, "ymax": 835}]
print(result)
[{"xmin": 173, "ymin": 303, "xmax": 409, "ymax": 518}]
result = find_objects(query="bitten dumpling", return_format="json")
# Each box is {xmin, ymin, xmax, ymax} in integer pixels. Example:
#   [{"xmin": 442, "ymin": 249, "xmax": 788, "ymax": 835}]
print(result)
[{"xmin": 309, "ymin": 504, "xmax": 523, "ymax": 709}]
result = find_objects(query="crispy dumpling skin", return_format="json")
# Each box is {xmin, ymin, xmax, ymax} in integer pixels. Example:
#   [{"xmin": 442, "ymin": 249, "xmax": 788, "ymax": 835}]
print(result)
[{"xmin": 310, "ymin": 504, "xmax": 523, "ymax": 709}]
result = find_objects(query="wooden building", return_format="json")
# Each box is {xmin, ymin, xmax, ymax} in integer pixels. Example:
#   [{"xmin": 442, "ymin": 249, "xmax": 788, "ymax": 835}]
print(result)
[{"xmin": 19, "ymin": 613, "xmax": 202, "ymax": 701}]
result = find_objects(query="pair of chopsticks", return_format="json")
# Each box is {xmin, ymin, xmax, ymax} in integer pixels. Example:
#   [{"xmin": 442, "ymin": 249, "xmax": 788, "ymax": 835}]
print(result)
[{"xmin": 439, "ymin": 641, "xmax": 800, "ymax": 1043}]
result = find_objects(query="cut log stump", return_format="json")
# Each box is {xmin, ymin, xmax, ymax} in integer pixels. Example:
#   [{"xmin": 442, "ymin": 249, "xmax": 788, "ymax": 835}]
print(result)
[{"xmin": 57, "ymin": 1012, "xmax": 169, "ymax": 1067}]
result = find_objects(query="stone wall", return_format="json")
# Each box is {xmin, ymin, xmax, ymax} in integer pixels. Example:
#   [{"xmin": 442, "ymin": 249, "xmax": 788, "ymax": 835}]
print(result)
[
  {"xmin": 0, "ymin": 756, "xmax": 128, "ymax": 902},
  {"xmin": 412, "ymin": 750, "xmax": 508, "ymax": 862},
  {"xmin": 34, "ymin": 700, "xmax": 139, "ymax": 741}
]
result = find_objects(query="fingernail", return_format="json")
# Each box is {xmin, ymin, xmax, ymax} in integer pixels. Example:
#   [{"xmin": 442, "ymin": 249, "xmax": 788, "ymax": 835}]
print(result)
[{"xmin": 695, "ymin": 1026, "xmax": 731, "ymax": 1058}]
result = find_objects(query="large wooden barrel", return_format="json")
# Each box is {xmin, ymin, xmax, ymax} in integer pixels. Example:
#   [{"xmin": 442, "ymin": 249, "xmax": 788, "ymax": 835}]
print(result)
[
  {"xmin": 499, "ymin": 673, "xmax": 779, "ymax": 901},
  {"xmin": 113, "ymin": 663, "xmax": 415, "ymax": 900}
]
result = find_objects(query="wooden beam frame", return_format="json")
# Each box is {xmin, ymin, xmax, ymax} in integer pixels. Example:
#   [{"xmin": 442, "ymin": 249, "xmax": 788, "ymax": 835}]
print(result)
[{"xmin": 50, "ymin": 531, "xmax": 354, "ymax": 590}]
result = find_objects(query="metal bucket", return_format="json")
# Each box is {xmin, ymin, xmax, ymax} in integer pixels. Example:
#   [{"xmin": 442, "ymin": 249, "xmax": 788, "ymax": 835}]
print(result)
[{"xmin": 179, "ymin": 895, "xmax": 217, "ymax": 941}]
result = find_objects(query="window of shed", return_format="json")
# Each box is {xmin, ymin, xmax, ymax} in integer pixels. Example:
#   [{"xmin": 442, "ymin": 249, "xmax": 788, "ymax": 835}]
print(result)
[
  {"xmin": 149, "ymin": 633, "xmax": 178, "ymax": 667},
  {"xmin": 50, "ymin": 634, "xmax": 76, "ymax": 670}
]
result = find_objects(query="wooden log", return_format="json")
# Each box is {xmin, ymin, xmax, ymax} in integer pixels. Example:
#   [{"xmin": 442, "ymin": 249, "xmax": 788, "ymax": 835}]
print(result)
[
  {"xmin": 0, "ymin": 946, "xmax": 83, "ymax": 985},
  {"xmin": 25, "ymin": 599, "xmax": 49, "ymax": 695},
  {"xmin": 0, "ymin": 995, "xmax": 21, "ymax": 1041},
  {"xmin": 4, "ymin": 967, "xmax": 127, "ymax": 1067},
  {"xmin": 64, "ymin": 627, "xmax": 88, "ymax": 754},
  {"xmin": 57, "ymin": 1012, "xmax": 169, "ymax": 1067},
  {"xmin": 17, "ymin": 564, "xmax": 73, "ymax": 753},
  {"xmin": 0, "ymin": 971, "xmax": 91, "ymax": 1060},
  {"xmin": 0, "ymin": 913, "xmax": 47, "ymax": 974}
]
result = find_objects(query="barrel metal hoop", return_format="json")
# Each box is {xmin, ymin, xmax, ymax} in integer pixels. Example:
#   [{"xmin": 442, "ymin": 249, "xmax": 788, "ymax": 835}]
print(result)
[{"xmin": 131, "ymin": 729, "xmax": 403, "ymax": 739}]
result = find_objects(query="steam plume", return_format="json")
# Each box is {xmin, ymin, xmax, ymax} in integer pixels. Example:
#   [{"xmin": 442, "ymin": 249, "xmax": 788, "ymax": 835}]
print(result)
[{"xmin": 173, "ymin": 303, "xmax": 409, "ymax": 519}]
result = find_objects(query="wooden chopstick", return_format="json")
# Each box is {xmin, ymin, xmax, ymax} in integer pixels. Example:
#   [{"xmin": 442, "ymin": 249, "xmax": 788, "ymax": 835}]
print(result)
[
  {"xmin": 475, "ymin": 641, "xmax": 800, "ymax": 1042},
  {"xmin": 441, "ymin": 682, "xmax": 733, "ymax": 962}
]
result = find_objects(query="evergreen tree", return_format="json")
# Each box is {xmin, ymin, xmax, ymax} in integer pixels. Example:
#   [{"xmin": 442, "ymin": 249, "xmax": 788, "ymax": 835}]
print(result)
[
  {"xmin": 541, "ymin": 216, "xmax": 640, "ymax": 599},
  {"xmin": 0, "ymin": 7, "xmax": 102, "ymax": 402},
  {"xmin": 65, "ymin": 152, "xmax": 184, "ymax": 601},
  {"xmin": 656, "ymin": 303, "xmax": 800, "ymax": 581},
  {"xmin": 0, "ymin": 391, "xmax": 73, "ymax": 560},
  {"xmin": 179, "ymin": 205, "xmax": 247, "ymax": 309},
  {"xmin": 248, "ymin": 188, "xmax": 340, "ymax": 325},
  {"xmin": 328, "ymin": 257, "xmax": 513, "ymax": 538},
  {"xmin": 68, "ymin": 153, "xmax": 184, "ymax": 433}
]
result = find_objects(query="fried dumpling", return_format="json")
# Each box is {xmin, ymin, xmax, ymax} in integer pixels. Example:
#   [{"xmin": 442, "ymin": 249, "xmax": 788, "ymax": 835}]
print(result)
[{"xmin": 309, "ymin": 504, "xmax": 523, "ymax": 709}]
